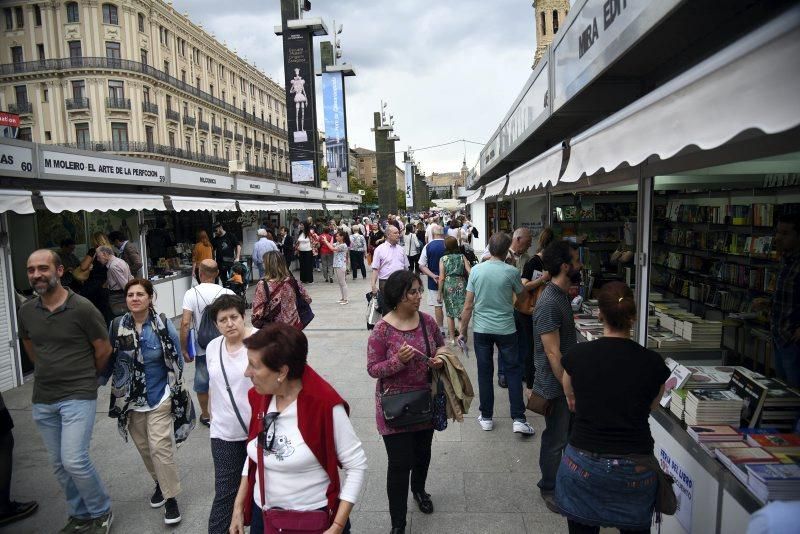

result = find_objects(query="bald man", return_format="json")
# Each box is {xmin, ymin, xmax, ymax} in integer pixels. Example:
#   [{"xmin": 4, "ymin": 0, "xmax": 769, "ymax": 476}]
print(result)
[{"xmin": 180, "ymin": 259, "xmax": 234, "ymax": 425}]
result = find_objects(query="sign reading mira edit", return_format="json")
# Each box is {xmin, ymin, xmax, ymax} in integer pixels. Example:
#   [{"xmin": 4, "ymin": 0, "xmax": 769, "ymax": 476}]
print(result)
[
  {"xmin": 283, "ymin": 27, "xmax": 320, "ymax": 184},
  {"xmin": 322, "ymin": 71, "xmax": 349, "ymax": 193}
]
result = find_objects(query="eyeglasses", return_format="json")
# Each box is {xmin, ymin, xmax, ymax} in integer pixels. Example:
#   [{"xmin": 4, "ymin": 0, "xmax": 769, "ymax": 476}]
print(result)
[
  {"xmin": 406, "ymin": 288, "xmax": 424, "ymax": 296},
  {"xmin": 258, "ymin": 411, "xmax": 280, "ymax": 453}
]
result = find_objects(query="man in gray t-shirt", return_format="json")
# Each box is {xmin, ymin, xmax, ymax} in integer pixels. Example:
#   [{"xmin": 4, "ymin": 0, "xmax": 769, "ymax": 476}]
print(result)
[
  {"xmin": 17, "ymin": 249, "xmax": 113, "ymax": 531},
  {"xmin": 531, "ymin": 241, "xmax": 582, "ymax": 511}
]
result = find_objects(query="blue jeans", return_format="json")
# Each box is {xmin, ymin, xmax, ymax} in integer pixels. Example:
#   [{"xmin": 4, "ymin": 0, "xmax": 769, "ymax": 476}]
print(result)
[
  {"xmin": 556, "ymin": 445, "xmax": 657, "ymax": 530},
  {"xmin": 255, "ymin": 262, "xmax": 265, "ymax": 280},
  {"xmin": 473, "ymin": 332, "xmax": 526, "ymax": 421},
  {"xmin": 538, "ymin": 395, "xmax": 572, "ymax": 493},
  {"xmin": 194, "ymin": 355, "xmax": 210, "ymax": 393},
  {"xmin": 773, "ymin": 341, "xmax": 800, "ymax": 387},
  {"xmin": 32, "ymin": 399, "xmax": 111, "ymax": 519}
]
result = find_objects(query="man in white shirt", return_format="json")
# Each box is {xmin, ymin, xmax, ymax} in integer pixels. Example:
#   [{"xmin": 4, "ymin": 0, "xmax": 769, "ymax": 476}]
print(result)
[{"xmin": 179, "ymin": 260, "xmax": 234, "ymax": 426}]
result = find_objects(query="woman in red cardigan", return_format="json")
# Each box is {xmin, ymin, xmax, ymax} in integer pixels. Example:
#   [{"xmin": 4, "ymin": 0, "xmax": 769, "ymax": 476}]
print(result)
[{"xmin": 228, "ymin": 323, "xmax": 367, "ymax": 534}]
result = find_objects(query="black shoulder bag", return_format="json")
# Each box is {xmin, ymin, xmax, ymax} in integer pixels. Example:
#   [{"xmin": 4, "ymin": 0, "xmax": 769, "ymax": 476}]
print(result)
[
  {"xmin": 379, "ymin": 313, "xmax": 433, "ymax": 428},
  {"xmin": 218, "ymin": 341, "xmax": 248, "ymax": 434}
]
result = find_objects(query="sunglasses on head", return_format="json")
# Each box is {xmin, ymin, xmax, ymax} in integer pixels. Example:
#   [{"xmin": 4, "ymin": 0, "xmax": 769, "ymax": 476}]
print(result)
[{"xmin": 258, "ymin": 411, "xmax": 280, "ymax": 453}]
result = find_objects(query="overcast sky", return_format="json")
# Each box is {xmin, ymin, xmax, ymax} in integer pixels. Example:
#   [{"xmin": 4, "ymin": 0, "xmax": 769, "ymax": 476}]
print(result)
[{"xmin": 170, "ymin": 0, "xmax": 536, "ymax": 174}]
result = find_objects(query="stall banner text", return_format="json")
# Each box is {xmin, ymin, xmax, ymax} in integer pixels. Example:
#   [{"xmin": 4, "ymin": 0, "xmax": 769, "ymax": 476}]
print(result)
[
  {"xmin": 659, "ymin": 446, "xmax": 693, "ymax": 533},
  {"xmin": 42, "ymin": 151, "xmax": 165, "ymax": 183}
]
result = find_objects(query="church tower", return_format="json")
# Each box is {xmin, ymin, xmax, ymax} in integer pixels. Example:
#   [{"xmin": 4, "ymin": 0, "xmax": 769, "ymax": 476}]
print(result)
[{"xmin": 533, "ymin": 0, "xmax": 570, "ymax": 68}]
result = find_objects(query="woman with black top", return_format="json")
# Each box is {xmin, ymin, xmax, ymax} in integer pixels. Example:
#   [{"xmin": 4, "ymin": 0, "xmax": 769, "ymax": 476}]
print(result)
[
  {"xmin": 555, "ymin": 282, "xmax": 670, "ymax": 534},
  {"xmin": 366, "ymin": 224, "xmax": 385, "ymax": 266},
  {"xmin": 520, "ymin": 228, "xmax": 554, "ymax": 387}
]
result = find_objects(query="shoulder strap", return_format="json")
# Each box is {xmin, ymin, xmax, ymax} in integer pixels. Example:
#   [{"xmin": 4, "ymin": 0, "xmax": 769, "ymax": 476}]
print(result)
[
  {"xmin": 219, "ymin": 341, "xmax": 249, "ymax": 434},
  {"xmin": 418, "ymin": 312, "xmax": 432, "ymax": 359},
  {"xmin": 257, "ymin": 395, "xmax": 267, "ymax": 515}
]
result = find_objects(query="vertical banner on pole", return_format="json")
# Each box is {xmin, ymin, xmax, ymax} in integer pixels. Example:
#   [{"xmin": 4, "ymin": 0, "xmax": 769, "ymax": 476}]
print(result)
[
  {"xmin": 283, "ymin": 28, "xmax": 319, "ymax": 184},
  {"xmin": 404, "ymin": 160, "xmax": 414, "ymax": 209},
  {"xmin": 322, "ymin": 71, "xmax": 349, "ymax": 192}
]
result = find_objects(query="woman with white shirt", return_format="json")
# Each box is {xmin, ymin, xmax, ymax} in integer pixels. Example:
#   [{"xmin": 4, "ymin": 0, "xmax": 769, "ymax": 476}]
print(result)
[
  {"xmin": 294, "ymin": 222, "xmax": 314, "ymax": 284},
  {"xmin": 229, "ymin": 323, "xmax": 367, "ymax": 534},
  {"xmin": 204, "ymin": 295, "xmax": 253, "ymax": 534}
]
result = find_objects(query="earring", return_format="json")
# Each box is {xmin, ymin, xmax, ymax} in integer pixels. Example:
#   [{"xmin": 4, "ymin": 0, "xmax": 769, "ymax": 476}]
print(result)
[{"xmin": 277, "ymin": 378, "xmax": 282, "ymax": 383}]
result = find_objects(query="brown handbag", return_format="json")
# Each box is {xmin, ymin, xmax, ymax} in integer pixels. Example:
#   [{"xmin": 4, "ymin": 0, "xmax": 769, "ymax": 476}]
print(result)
[
  {"xmin": 513, "ymin": 284, "xmax": 544, "ymax": 316},
  {"xmin": 526, "ymin": 391, "xmax": 553, "ymax": 416}
]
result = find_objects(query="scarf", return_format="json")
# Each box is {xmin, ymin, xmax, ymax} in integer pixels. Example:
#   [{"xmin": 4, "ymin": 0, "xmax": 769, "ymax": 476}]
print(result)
[{"xmin": 108, "ymin": 311, "xmax": 196, "ymax": 443}]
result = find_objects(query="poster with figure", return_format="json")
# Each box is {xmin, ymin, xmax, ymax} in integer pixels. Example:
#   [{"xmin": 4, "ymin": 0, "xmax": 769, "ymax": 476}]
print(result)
[
  {"xmin": 283, "ymin": 27, "xmax": 319, "ymax": 184},
  {"xmin": 322, "ymin": 71, "xmax": 349, "ymax": 192}
]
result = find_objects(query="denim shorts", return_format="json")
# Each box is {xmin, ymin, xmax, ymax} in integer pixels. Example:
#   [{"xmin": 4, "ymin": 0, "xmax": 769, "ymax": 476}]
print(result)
[
  {"xmin": 555, "ymin": 444, "xmax": 657, "ymax": 530},
  {"xmin": 194, "ymin": 355, "xmax": 209, "ymax": 393}
]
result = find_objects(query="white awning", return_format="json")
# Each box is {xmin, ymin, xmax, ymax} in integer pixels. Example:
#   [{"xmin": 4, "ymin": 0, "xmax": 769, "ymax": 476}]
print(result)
[
  {"xmin": 237, "ymin": 200, "xmax": 280, "ymax": 212},
  {"xmin": 506, "ymin": 144, "xmax": 563, "ymax": 194},
  {"xmin": 41, "ymin": 191, "xmax": 166, "ymax": 213},
  {"xmin": 0, "ymin": 189, "xmax": 34, "ymax": 214},
  {"xmin": 465, "ymin": 188, "xmax": 484, "ymax": 205},
  {"xmin": 482, "ymin": 176, "xmax": 508, "ymax": 200},
  {"xmin": 561, "ymin": 8, "xmax": 800, "ymax": 183},
  {"xmin": 325, "ymin": 203, "xmax": 358, "ymax": 211},
  {"xmin": 267, "ymin": 201, "xmax": 324, "ymax": 211},
  {"xmin": 169, "ymin": 196, "xmax": 238, "ymax": 212}
]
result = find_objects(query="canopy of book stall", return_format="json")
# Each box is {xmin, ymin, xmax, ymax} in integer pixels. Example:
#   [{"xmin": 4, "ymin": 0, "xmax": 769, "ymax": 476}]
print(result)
[
  {"xmin": 560, "ymin": 9, "xmax": 800, "ymax": 185},
  {"xmin": 0, "ymin": 189, "xmax": 34, "ymax": 214},
  {"xmin": 41, "ymin": 191, "xmax": 167, "ymax": 213}
]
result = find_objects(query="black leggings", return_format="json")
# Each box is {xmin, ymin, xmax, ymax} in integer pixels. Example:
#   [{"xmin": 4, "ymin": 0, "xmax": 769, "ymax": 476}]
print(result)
[
  {"xmin": 382, "ymin": 428, "xmax": 434, "ymax": 529},
  {"xmin": 0, "ymin": 431, "xmax": 12, "ymax": 508},
  {"xmin": 350, "ymin": 250, "xmax": 366, "ymax": 279},
  {"xmin": 568, "ymin": 520, "xmax": 649, "ymax": 534},
  {"xmin": 407, "ymin": 254, "xmax": 420, "ymax": 273}
]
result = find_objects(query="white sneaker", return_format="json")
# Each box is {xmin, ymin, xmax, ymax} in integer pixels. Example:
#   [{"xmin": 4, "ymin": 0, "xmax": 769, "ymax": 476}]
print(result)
[
  {"xmin": 513, "ymin": 420, "xmax": 535, "ymax": 435},
  {"xmin": 477, "ymin": 415, "xmax": 494, "ymax": 431}
]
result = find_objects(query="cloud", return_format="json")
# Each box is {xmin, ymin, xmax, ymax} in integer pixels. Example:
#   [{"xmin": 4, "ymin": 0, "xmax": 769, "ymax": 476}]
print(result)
[{"xmin": 170, "ymin": 0, "xmax": 536, "ymax": 173}]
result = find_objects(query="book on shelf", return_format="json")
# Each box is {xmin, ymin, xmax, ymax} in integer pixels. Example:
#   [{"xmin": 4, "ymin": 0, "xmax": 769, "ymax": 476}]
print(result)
[
  {"xmin": 660, "ymin": 360, "xmax": 692, "ymax": 408},
  {"xmin": 728, "ymin": 369, "xmax": 769, "ymax": 428},
  {"xmin": 687, "ymin": 424, "xmax": 742, "ymax": 442},
  {"xmin": 670, "ymin": 389, "xmax": 687, "ymax": 421},
  {"xmin": 746, "ymin": 434, "xmax": 800, "ymax": 448},
  {"xmin": 745, "ymin": 464, "xmax": 800, "ymax": 502},
  {"xmin": 699, "ymin": 440, "xmax": 749, "ymax": 456},
  {"xmin": 684, "ymin": 366, "xmax": 738, "ymax": 389},
  {"xmin": 684, "ymin": 389, "xmax": 744, "ymax": 426},
  {"xmin": 715, "ymin": 446, "xmax": 779, "ymax": 466}
]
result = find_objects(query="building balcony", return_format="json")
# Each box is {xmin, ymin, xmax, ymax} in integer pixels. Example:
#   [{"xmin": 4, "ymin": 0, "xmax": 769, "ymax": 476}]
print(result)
[
  {"xmin": 105, "ymin": 97, "xmax": 131, "ymax": 110},
  {"xmin": 212, "ymin": 125, "xmax": 222, "ymax": 136},
  {"xmin": 254, "ymin": 140, "xmax": 262, "ymax": 150},
  {"xmin": 65, "ymin": 97, "xmax": 90, "ymax": 111},
  {"xmin": 245, "ymin": 136, "xmax": 253, "ymax": 146},
  {"xmin": 182, "ymin": 115, "xmax": 196, "ymax": 127},
  {"xmin": 142, "ymin": 101, "xmax": 159, "ymax": 115},
  {"xmin": 234, "ymin": 133, "xmax": 243, "ymax": 143},
  {"xmin": 166, "ymin": 109, "xmax": 180, "ymax": 122},
  {"xmin": 198, "ymin": 120, "xmax": 209, "ymax": 131},
  {"xmin": 0, "ymin": 57, "xmax": 288, "ymax": 137},
  {"xmin": 8, "ymin": 102, "xmax": 32, "ymax": 115},
  {"xmin": 224, "ymin": 129, "xmax": 233, "ymax": 139}
]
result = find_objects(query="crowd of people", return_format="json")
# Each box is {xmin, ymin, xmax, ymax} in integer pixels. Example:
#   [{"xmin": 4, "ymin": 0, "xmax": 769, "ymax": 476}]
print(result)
[{"xmin": 4, "ymin": 208, "xmax": 797, "ymax": 534}]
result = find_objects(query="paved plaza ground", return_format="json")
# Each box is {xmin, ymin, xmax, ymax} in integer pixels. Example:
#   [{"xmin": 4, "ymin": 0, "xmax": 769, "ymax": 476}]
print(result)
[{"xmin": 2, "ymin": 270, "xmax": 571, "ymax": 533}]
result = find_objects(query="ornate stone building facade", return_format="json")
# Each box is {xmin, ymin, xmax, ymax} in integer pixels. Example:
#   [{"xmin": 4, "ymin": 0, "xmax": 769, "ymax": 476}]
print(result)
[
  {"xmin": 533, "ymin": 0, "xmax": 570, "ymax": 67},
  {"xmin": 0, "ymin": 0, "xmax": 290, "ymax": 179}
]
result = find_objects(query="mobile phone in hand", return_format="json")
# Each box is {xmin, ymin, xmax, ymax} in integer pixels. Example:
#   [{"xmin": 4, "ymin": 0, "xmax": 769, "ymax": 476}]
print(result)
[{"xmin": 457, "ymin": 338, "xmax": 469, "ymax": 357}]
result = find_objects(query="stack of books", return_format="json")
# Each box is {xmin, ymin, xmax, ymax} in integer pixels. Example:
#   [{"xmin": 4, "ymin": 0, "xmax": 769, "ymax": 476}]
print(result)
[
  {"xmin": 687, "ymin": 424, "xmax": 744, "ymax": 455},
  {"xmin": 684, "ymin": 389, "xmax": 744, "ymax": 426},
  {"xmin": 745, "ymin": 434, "xmax": 800, "ymax": 464},
  {"xmin": 660, "ymin": 359, "xmax": 692, "ymax": 408},
  {"xmin": 684, "ymin": 366, "xmax": 737, "ymax": 390},
  {"xmin": 715, "ymin": 447, "xmax": 779, "ymax": 485},
  {"xmin": 746, "ymin": 464, "xmax": 800, "ymax": 502},
  {"xmin": 731, "ymin": 369, "xmax": 800, "ymax": 431},
  {"xmin": 670, "ymin": 389, "xmax": 687, "ymax": 421},
  {"xmin": 677, "ymin": 318, "xmax": 723, "ymax": 349}
]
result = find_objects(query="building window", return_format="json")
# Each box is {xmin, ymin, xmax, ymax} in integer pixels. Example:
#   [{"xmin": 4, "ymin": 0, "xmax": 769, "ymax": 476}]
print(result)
[
  {"xmin": 75, "ymin": 122, "xmax": 90, "ymax": 149},
  {"xmin": 102, "ymin": 4, "xmax": 118, "ymax": 25},
  {"xmin": 182, "ymin": 101, "xmax": 188, "ymax": 116},
  {"xmin": 200, "ymin": 141, "xmax": 205, "ymax": 156},
  {"xmin": 105, "ymin": 41, "xmax": 121, "ymax": 59},
  {"xmin": 37, "ymin": 44, "xmax": 45, "ymax": 61},
  {"xmin": 221, "ymin": 90, "xmax": 225, "ymax": 102},
  {"xmin": 34, "ymin": 5, "xmax": 42, "ymax": 26},
  {"xmin": 166, "ymin": 94, "xmax": 172, "ymax": 110},
  {"xmin": 213, "ymin": 144, "xmax": 218, "ymax": 158},
  {"xmin": 138, "ymin": 13, "xmax": 145, "ymax": 32},
  {"xmin": 140, "ymin": 48, "xmax": 147, "ymax": 65},
  {"xmin": 66, "ymin": 2, "xmax": 79, "ymax": 23},
  {"xmin": 68, "ymin": 40, "xmax": 81, "ymax": 59},
  {"xmin": 181, "ymin": 69, "xmax": 186, "ymax": 83},
  {"xmin": 196, "ymin": 77, "xmax": 201, "ymax": 89},
  {"xmin": 185, "ymin": 136, "xmax": 191, "ymax": 152},
  {"xmin": 236, "ymin": 149, "xmax": 240, "ymax": 160},
  {"xmin": 11, "ymin": 46, "xmax": 23, "ymax": 64},
  {"xmin": 168, "ymin": 131, "xmax": 175, "ymax": 148},
  {"xmin": 72, "ymin": 80, "xmax": 85, "ymax": 100},
  {"xmin": 209, "ymin": 84, "xmax": 214, "ymax": 97},
  {"xmin": 18, "ymin": 127, "xmax": 32, "ymax": 141},
  {"xmin": 540, "ymin": 12, "xmax": 546, "ymax": 34},
  {"xmin": 14, "ymin": 85, "xmax": 27, "ymax": 106},
  {"xmin": 163, "ymin": 60, "xmax": 169, "ymax": 75},
  {"xmin": 4, "ymin": 8, "xmax": 12, "ymax": 30},
  {"xmin": 14, "ymin": 6, "xmax": 23, "ymax": 29},
  {"xmin": 225, "ymin": 146, "xmax": 229, "ymax": 160},
  {"xmin": 142, "ymin": 86, "xmax": 150, "ymax": 104},
  {"xmin": 41, "ymin": 84, "xmax": 48, "ymax": 103},
  {"xmin": 111, "ymin": 122, "xmax": 128, "ymax": 150},
  {"xmin": 108, "ymin": 80, "xmax": 124, "ymax": 100},
  {"xmin": 240, "ymin": 78, "xmax": 245, "ymax": 92},
  {"xmin": 553, "ymin": 10, "xmax": 559, "ymax": 33},
  {"xmin": 145, "ymin": 125, "xmax": 154, "ymax": 149}
]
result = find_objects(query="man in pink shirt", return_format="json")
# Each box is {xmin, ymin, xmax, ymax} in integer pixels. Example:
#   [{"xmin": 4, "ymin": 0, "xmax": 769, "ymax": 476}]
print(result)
[{"xmin": 370, "ymin": 226, "xmax": 409, "ymax": 312}]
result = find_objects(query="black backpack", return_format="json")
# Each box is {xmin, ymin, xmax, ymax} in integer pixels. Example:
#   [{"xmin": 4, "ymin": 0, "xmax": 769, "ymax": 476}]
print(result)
[{"xmin": 195, "ymin": 288, "xmax": 223, "ymax": 349}]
